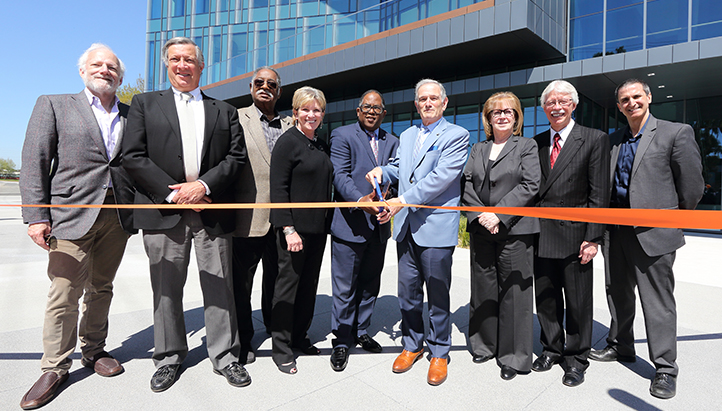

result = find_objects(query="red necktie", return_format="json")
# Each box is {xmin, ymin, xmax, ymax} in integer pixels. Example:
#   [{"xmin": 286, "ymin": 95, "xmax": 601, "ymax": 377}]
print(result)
[{"xmin": 550, "ymin": 133, "xmax": 561, "ymax": 169}]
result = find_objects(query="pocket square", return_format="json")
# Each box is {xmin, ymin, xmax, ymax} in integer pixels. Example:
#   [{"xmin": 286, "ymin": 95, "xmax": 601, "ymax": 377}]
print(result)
[{"xmin": 429, "ymin": 145, "xmax": 439, "ymax": 151}]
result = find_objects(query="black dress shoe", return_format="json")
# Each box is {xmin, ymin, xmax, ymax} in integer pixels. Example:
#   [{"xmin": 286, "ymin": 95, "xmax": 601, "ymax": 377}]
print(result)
[
  {"xmin": 356, "ymin": 334, "xmax": 382, "ymax": 353},
  {"xmin": 650, "ymin": 373, "xmax": 676, "ymax": 399},
  {"xmin": 532, "ymin": 355, "xmax": 559, "ymax": 372},
  {"xmin": 150, "ymin": 364, "xmax": 180, "ymax": 393},
  {"xmin": 214, "ymin": 362, "xmax": 251, "ymax": 387},
  {"xmin": 500, "ymin": 365, "xmax": 517, "ymax": 380},
  {"xmin": 589, "ymin": 346, "xmax": 636, "ymax": 363},
  {"xmin": 330, "ymin": 346, "xmax": 349, "ymax": 371},
  {"xmin": 472, "ymin": 354, "xmax": 493, "ymax": 364},
  {"xmin": 562, "ymin": 367, "xmax": 585, "ymax": 387}
]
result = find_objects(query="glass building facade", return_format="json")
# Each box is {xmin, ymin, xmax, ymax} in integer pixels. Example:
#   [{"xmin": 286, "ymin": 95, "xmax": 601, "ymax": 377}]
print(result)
[{"xmin": 146, "ymin": 0, "xmax": 722, "ymax": 216}]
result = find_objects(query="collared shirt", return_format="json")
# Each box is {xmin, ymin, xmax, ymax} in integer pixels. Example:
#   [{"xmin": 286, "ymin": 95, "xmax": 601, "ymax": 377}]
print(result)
[
  {"xmin": 611, "ymin": 117, "xmax": 649, "ymax": 208},
  {"xmin": 549, "ymin": 118, "xmax": 575, "ymax": 149},
  {"xmin": 254, "ymin": 104, "xmax": 284, "ymax": 152},
  {"xmin": 84, "ymin": 88, "xmax": 121, "ymax": 189},
  {"xmin": 84, "ymin": 88, "xmax": 122, "ymax": 159},
  {"xmin": 172, "ymin": 86, "xmax": 205, "ymax": 165},
  {"xmin": 166, "ymin": 86, "xmax": 209, "ymax": 202},
  {"xmin": 414, "ymin": 117, "xmax": 442, "ymax": 158}
]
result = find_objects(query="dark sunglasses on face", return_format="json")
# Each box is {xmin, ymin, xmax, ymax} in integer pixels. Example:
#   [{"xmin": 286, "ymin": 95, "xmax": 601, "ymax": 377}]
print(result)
[{"xmin": 253, "ymin": 78, "xmax": 278, "ymax": 90}]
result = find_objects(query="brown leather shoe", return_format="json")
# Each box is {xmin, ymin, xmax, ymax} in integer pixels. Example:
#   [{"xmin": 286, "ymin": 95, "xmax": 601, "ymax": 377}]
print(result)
[
  {"xmin": 82, "ymin": 352, "xmax": 124, "ymax": 377},
  {"xmin": 392, "ymin": 349, "xmax": 423, "ymax": 373},
  {"xmin": 20, "ymin": 371, "xmax": 68, "ymax": 410},
  {"xmin": 427, "ymin": 357, "xmax": 448, "ymax": 386}
]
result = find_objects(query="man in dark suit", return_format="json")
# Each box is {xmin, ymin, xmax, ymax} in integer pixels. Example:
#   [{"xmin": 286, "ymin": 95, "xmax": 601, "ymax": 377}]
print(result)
[
  {"xmin": 122, "ymin": 37, "xmax": 249, "ymax": 392},
  {"xmin": 232, "ymin": 67, "xmax": 293, "ymax": 364},
  {"xmin": 366, "ymin": 79, "xmax": 469, "ymax": 386},
  {"xmin": 328, "ymin": 90, "xmax": 400, "ymax": 371},
  {"xmin": 19, "ymin": 44, "xmax": 134, "ymax": 410},
  {"xmin": 590, "ymin": 79, "xmax": 704, "ymax": 399},
  {"xmin": 531, "ymin": 80, "xmax": 610, "ymax": 387}
]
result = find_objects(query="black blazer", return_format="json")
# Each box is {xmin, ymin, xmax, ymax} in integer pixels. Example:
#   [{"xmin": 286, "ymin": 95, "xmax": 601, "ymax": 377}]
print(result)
[
  {"xmin": 534, "ymin": 123, "xmax": 610, "ymax": 259},
  {"xmin": 270, "ymin": 127, "xmax": 333, "ymax": 234},
  {"xmin": 122, "ymin": 89, "xmax": 247, "ymax": 235},
  {"xmin": 462, "ymin": 135, "xmax": 540, "ymax": 236}
]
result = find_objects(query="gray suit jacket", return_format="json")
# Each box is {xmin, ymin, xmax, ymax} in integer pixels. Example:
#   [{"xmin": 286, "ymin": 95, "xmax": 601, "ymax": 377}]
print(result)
[
  {"xmin": 462, "ymin": 135, "xmax": 540, "ymax": 236},
  {"xmin": 20, "ymin": 91, "xmax": 135, "ymax": 239},
  {"xmin": 608, "ymin": 114, "xmax": 704, "ymax": 256},
  {"xmin": 534, "ymin": 123, "xmax": 610, "ymax": 258},
  {"xmin": 329, "ymin": 122, "xmax": 399, "ymax": 243},
  {"xmin": 233, "ymin": 105, "xmax": 293, "ymax": 237}
]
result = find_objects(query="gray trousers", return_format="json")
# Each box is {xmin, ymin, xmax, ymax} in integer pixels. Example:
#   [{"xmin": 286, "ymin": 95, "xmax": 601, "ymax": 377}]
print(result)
[
  {"xmin": 604, "ymin": 225, "xmax": 678, "ymax": 376},
  {"xmin": 143, "ymin": 211, "xmax": 240, "ymax": 370}
]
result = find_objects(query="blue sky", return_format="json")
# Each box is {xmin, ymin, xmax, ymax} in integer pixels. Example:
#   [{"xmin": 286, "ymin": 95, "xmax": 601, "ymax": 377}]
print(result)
[{"xmin": 0, "ymin": 1, "xmax": 148, "ymax": 168}]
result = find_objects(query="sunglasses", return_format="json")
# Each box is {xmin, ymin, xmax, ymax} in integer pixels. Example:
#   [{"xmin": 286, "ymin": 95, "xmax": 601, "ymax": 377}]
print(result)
[{"xmin": 253, "ymin": 78, "xmax": 278, "ymax": 90}]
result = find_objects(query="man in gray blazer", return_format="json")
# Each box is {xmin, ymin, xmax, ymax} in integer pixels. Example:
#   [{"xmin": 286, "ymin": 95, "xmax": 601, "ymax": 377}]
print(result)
[
  {"xmin": 232, "ymin": 66, "xmax": 292, "ymax": 364},
  {"xmin": 329, "ymin": 90, "xmax": 399, "ymax": 371},
  {"xmin": 532, "ymin": 80, "xmax": 610, "ymax": 387},
  {"xmin": 19, "ymin": 44, "xmax": 134, "ymax": 410},
  {"xmin": 590, "ymin": 79, "xmax": 704, "ymax": 400}
]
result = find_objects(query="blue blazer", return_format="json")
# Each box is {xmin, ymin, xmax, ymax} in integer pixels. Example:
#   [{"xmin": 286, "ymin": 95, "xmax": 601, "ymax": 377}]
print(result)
[
  {"xmin": 330, "ymin": 122, "xmax": 399, "ymax": 243},
  {"xmin": 381, "ymin": 118, "xmax": 469, "ymax": 248}
]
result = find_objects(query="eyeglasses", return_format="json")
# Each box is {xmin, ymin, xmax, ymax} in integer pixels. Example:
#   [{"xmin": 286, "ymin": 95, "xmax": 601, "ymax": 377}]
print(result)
[
  {"xmin": 490, "ymin": 109, "xmax": 515, "ymax": 119},
  {"xmin": 544, "ymin": 99, "xmax": 573, "ymax": 108},
  {"xmin": 253, "ymin": 78, "xmax": 278, "ymax": 90},
  {"xmin": 359, "ymin": 104, "xmax": 384, "ymax": 114}
]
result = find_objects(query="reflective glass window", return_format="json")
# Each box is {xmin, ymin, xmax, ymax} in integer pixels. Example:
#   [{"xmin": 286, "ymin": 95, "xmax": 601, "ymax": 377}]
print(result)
[
  {"xmin": 196, "ymin": 0, "xmax": 210, "ymax": 14},
  {"xmin": 151, "ymin": 0, "xmax": 164, "ymax": 19},
  {"xmin": 570, "ymin": 0, "xmax": 603, "ymax": 18},
  {"xmin": 607, "ymin": 0, "xmax": 642, "ymax": 10},
  {"xmin": 687, "ymin": 96, "xmax": 722, "ymax": 210},
  {"xmin": 606, "ymin": 4, "xmax": 644, "ymax": 54},
  {"xmin": 647, "ymin": 0, "xmax": 688, "ymax": 48},
  {"xmin": 172, "ymin": 0, "xmax": 186, "ymax": 17},
  {"xmin": 428, "ymin": 0, "xmax": 450, "ymax": 17},
  {"xmin": 570, "ymin": 13, "xmax": 603, "ymax": 60},
  {"xmin": 392, "ymin": 112, "xmax": 412, "ymax": 136},
  {"xmin": 692, "ymin": 0, "xmax": 722, "ymax": 40}
]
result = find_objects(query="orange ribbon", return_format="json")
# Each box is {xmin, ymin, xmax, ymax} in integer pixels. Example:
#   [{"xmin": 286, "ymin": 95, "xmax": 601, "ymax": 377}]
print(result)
[{"xmin": 3, "ymin": 202, "xmax": 721, "ymax": 230}]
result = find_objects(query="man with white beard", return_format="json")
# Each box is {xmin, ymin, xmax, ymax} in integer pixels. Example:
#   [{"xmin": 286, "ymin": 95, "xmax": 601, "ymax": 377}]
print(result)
[
  {"xmin": 19, "ymin": 44, "xmax": 135, "ymax": 409},
  {"xmin": 232, "ymin": 67, "xmax": 293, "ymax": 363}
]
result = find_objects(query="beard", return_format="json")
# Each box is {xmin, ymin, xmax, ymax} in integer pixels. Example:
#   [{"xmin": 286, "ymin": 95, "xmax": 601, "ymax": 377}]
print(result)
[{"xmin": 84, "ymin": 73, "xmax": 119, "ymax": 95}]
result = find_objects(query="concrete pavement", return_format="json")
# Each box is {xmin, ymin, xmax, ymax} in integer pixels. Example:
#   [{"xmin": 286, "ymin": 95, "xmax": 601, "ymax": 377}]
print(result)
[{"xmin": 1, "ymin": 182, "xmax": 720, "ymax": 410}]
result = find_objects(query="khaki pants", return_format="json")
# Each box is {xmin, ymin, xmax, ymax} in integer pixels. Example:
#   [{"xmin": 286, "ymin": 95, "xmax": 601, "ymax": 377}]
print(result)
[{"xmin": 41, "ymin": 198, "xmax": 128, "ymax": 374}]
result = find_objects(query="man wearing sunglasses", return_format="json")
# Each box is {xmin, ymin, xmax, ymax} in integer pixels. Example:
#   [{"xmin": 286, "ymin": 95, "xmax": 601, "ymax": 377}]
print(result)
[
  {"xmin": 233, "ymin": 66, "xmax": 293, "ymax": 364},
  {"xmin": 328, "ymin": 90, "xmax": 399, "ymax": 371}
]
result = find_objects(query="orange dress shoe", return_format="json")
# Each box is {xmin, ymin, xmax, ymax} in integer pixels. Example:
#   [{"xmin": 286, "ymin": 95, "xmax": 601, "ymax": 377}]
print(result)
[
  {"xmin": 427, "ymin": 357, "xmax": 448, "ymax": 386},
  {"xmin": 392, "ymin": 349, "xmax": 424, "ymax": 373}
]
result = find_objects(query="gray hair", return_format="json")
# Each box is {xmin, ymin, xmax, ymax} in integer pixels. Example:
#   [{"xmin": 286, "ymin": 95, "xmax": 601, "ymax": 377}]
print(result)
[
  {"xmin": 615, "ymin": 78, "xmax": 651, "ymax": 102},
  {"xmin": 540, "ymin": 80, "xmax": 579, "ymax": 105},
  {"xmin": 358, "ymin": 89, "xmax": 385, "ymax": 108},
  {"xmin": 162, "ymin": 37, "xmax": 204, "ymax": 66},
  {"xmin": 77, "ymin": 43, "xmax": 126, "ymax": 79},
  {"xmin": 251, "ymin": 66, "xmax": 281, "ymax": 87},
  {"xmin": 415, "ymin": 79, "xmax": 447, "ymax": 102}
]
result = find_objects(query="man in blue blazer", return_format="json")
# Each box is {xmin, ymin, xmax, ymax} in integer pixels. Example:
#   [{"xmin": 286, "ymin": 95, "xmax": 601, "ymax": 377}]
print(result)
[
  {"xmin": 329, "ymin": 90, "xmax": 399, "ymax": 372},
  {"xmin": 367, "ymin": 79, "xmax": 469, "ymax": 385}
]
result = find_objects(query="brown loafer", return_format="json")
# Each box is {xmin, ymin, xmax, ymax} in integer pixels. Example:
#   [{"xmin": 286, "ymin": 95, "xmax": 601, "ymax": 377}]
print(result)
[
  {"xmin": 82, "ymin": 352, "xmax": 124, "ymax": 377},
  {"xmin": 427, "ymin": 357, "xmax": 448, "ymax": 386},
  {"xmin": 20, "ymin": 371, "xmax": 68, "ymax": 410},
  {"xmin": 392, "ymin": 349, "xmax": 424, "ymax": 373}
]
